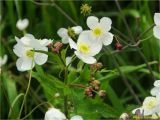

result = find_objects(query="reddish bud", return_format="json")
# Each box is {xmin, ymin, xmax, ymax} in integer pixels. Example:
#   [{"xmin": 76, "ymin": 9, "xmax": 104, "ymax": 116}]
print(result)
[{"xmin": 115, "ymin": 43, "xmax": 123, "ymax": 50}]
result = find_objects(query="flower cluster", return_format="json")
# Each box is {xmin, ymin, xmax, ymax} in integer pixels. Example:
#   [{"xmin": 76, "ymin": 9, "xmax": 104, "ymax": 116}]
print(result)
[
  {"xmin": 58, "ymin": 16, "xmax": 113, "ymax": 64},
  {"xmin": 132, "ymin": 80, "xmax": 160, "ymax": 117}
]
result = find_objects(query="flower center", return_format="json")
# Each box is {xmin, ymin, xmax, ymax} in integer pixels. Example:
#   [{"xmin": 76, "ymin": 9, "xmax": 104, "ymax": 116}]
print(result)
[
  {"xmin": 26, "ymin": 50, "xmax": 34, "ymax": 58},
  {"xmin": 79, "ymin": 42, "xmax": 90, "ymax": 54},
  {"xmin": 67, "ymin": 27, "xmax": 76, "ymax": 39},
  {"xmin": 143, "ymin": 98, "xmax": 157, "ymax": 109},
  {"xmin": 92, "ymin": 27, "xmax": 103, "ymax": 37}
]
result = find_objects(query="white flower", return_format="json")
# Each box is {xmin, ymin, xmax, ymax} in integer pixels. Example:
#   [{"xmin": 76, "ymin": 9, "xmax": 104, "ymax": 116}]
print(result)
[
  {"xmin": 66, "ymin": 56, "xmax": 72, "ymax": 66},
  {"xmin": 153, "ymin": 13, "xmax": 160, "ymax": 39},
  {"xmin": 119, "ymin": 113, "xmax": 129, "ymax": 120},
  {"xmin": 132, "ymin": 96, "xmax": 160, "ymax": 116},
  {"xmin": 152, "ymin": 112, "xmax": 160, "ymax": 119},
  {"xmin": 13, "ymin": 34, "xmax": 52, "ymax": 71},
  {"xmin": 151, "ymin": 80, "xmax": 160, "ymax": 98},
  {"xmin": 57, "ymin": 26, "xmax": 82, "ymax": 44},
  {"xmin": 0, "ymin": 55, "xmax": 7, "ymax": 67},
  {"xmin": 69, "ymin": 31, "xmax": 102, "ymax": 64},
  {"xmin": 16, "ymin": 18, "xmax": 29, "ymax": 31},
  {"xmin": 70, "ymin": 115, "xmax": 83, "ymax": 120},
  {"xmin": 55, "ymin": 92, "xmax": 60, "ymax": 97},
  {"xmin": 86, "ymin": 16, "xmax": 113, "ymax": 46},
  {"xmin": 44, "ymin": 108, "xmax": 66, "ymax": 120}
]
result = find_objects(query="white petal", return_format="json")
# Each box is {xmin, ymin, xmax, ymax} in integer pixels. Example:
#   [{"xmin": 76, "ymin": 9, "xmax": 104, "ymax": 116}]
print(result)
[
  {"xmin": 100, "ymin": 17, "xmax": 112, "ymax": 31},
  {"xmin": 75, "ymin": 51, "xmax": 96, "ymax": 64},
  {"xmin": 68, "ymin": 38, "xmax": 77, "ymax": 50},
  {"xmin": 57, "ymin": 28, "xmax": 68, "ymax": 38},
  {"xmin": 153, "ymin": 26, "xmax": 160, "ymax": 39},
  {"xmin": 102, "ymin": 32, "xmax": 114, "ymax": 46},
  {"xmin": 39, "ymin": 39, "xmax": 52, "ymax": 46},
  {"xmin": 66, "ymin": 56, "xmax": 72, "ymax": 66},
  {"xmin": 44, "ymin": 108, "xmax": 66, "ymax": 120},
  {"xmin": 72, "ymin": 26, "xmax": 83, "ymax": 34},
  {"xmin": 62, "ymin": 36, "xmax": 69, "ymax": 44},
  {"xmin": 16, "ymin": 57, "xmax": 35, "ymax": 71},
  {"xmin": 13, "ymin": 43, "xmax": 31, "ymax": 57},
  {"xmin": 87, "ymin": 16, "xmax": 99, "ymax": 29},
  {"xmin": 150, "ymin": 87, "xmax": 160, "ymax": 96},
  {"xmin": 16, "ymin": 18, "xmax": 29, "ymax": 31},
  {"xmin": 0, "ymin": 55, "xmax": 8, "ymax": 67},
  {"xmin": 34, "ymin": 53, "xmax": 48, "ymax": 65},
  {"xmin": 15, "ymin": 36, "xmax": 20, "ymax": 42},
  {"xmin": 154, "ymin": 80, "xmax": 160, "ymax": 87},
  {"xmin": 154, "ymin": 13, "xmax": 160, "ymax": 26},
  {"xmin": 70, "ymin": 115, "xmax": 83, "ymax": 120}
]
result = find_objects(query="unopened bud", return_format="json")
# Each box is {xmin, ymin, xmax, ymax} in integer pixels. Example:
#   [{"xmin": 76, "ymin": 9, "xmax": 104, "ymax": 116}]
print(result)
[
  {"xmin": 119, "ymin": 113, "xmax": 129, "ymax": 120},
  {"xmin": 80, "ymin": 4, "xmax": 92, "ymax": 16},
  {"xmin": 90, "ymin": 62, "xmax": 103, "ymax": 71},
  {"xmin": 85, "ymin": 87, "xmax": 94, "ymax": 97},
  {"xmin": 115, "ymin": 43, "xmax": 123, "ymax": 50},
  {"xmin": 98, "ymin": 90, "xmax": 106, "ymax": 97},
  {"xmin": 52, "ymin": 42, "xmax": 63, "ymax": 53}
]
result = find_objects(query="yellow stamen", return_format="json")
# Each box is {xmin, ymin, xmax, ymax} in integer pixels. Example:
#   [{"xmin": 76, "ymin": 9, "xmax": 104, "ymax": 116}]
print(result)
[
  {"xmin": 79, "ymin": 42, "xmax": 90, "ymax": 54},
  {"xmin": 93, "ymin": 27, "xmax": 103, "ymax": 37},
  {"xmin": 26, "ymin": 50, "xmax": 34, "ymax": 57}
]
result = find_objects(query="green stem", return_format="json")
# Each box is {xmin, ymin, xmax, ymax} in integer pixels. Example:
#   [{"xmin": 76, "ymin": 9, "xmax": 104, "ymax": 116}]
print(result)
[
  {"xmin": 14, "ymin": 0, "xmax": 21, "ymax": 19},
  {"xmin": 64, "ymin": 66, "xmax": 68, "ymax": 118},
  {"xmin": 18, "ymin": 61, "xmax": 33, "ymax": 119}
]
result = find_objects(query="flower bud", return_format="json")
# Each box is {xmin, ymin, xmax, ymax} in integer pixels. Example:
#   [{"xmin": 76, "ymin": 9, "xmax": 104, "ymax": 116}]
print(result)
[
  {"xmin": 52, "ymin": 42, "xmax": 63, "ymax": 53},
  {"xmin": 89, "ymin": 79, "xmax": 100, "ymax": 91},
  {"xmin": 90, "ymin": 62, "xmax": 103, "ymax": 71},
  {"xmin": 84, "ymin": 87, "xmax": 94, "ymax": 97},
  {"xmin": 80, "ymin": 4, "xmax": 92, "ymax": 16},
  {"xmin": 119, "ymin": 113, "xmax": 129, "ymax": 120},
  {"xmin": 98, "ymin": 90, "xmax": 106, "ymax": 97},
  {"xmin": 115, "ymin": 43, "xmax": 123, "ymax": 50}
]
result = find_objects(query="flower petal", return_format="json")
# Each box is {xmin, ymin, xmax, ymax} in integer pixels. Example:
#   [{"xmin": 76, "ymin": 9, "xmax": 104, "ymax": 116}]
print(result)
[
  {"xmin": 39, "ymin": 39, "xmax": 52, "ymax": 46},
  {"xmin": 154, "ymin": 80, "xmax": 160, "ymax": 87},
  {"xmin": 34, "ymin": 53, "xmax": 48, "ymax": 65},
  {"xmin": 44, "ymin": 108, "xmax": 66, "ymax": 120},
  {"xmin": 13, "ymin": 43, "xmax": 31, "ymax": 57},
  {"xmin": 87, "ymin": 16, "xmax": 99, "ymax": 29},
  {"xmin": 154, "ymin": 13, "xmax": 160, "ymax": 26},
  {"xmin": 150, "ymin": 87, "xmax": 160, "ymax": 96},
  {"xmin": 153, "ymin": 26, "xmax": 160, "ymax": 39},
  {"xmin": 62, "ymin": 36, "xmax": 69, "ymax": 44},
  {"xmin": 75, "ymin": 51, "xmax": 96, "ymax": 64},
  {"xmin": 102, "ymin": 32, "xmax": 114, "ymax": 45},
  {"xmin": 57, "ymin": 28, "xmax": 68, "ymax": 38},
  {"xmin": 16, "ymin": 57, "xmax": 35, "ymax": 71},
  {"xmin": 100, "ymin": 17, "xmax": 112, "ymax": 31},
  {"xmin": 68, "ymin": 38, "xmax": 77, "ymax": 50},
  {"xmin": 72, "ymin": 26, "xmax": 83, "ymax": 34},
  {"xmin": 66, "ymin": 56, "xmax": 72, "ymax": 66},
  {"xmin": 70, "ymin": 115, "xmax": 83, "ymax": 120}
]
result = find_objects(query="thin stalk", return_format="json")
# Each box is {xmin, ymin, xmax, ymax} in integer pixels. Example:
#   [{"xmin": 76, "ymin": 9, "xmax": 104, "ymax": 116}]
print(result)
[
  {"xmin": 104, "ymin": 47, "xmax": 141, "ymax": 105},
  {"xmin": 64, "ymin": 67, "xmax": 68, "ymax": 118},
  {"xmin": 14, "ymin": 0, "xmax": 21, "ymax": 19},
  {"xmin": 115, "ymin": 0, "xmax": 155, "ymax": 81},
  {"xmin": 18, "ymin": 60, "xmax": 34, "ymax": 119}
]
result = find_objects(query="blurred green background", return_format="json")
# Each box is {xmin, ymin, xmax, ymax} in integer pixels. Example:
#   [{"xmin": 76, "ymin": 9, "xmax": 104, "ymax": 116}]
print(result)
[{"xmin": 0, "ymin": 0, "xmax": 160, "ymax": 119}]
